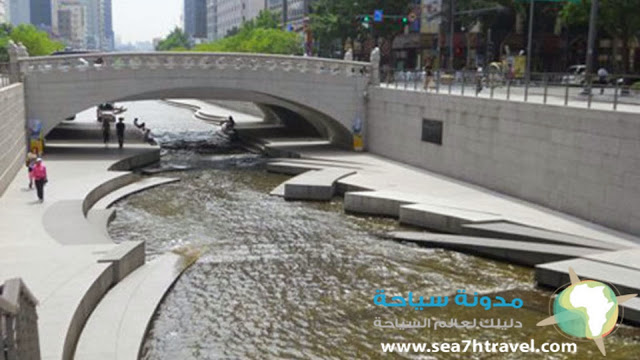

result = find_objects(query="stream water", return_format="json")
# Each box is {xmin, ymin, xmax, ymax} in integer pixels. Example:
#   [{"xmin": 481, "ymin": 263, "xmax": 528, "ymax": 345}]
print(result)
[{"xmin": 106, "ymin": 101, "xmax": 640, "ymax": 359}]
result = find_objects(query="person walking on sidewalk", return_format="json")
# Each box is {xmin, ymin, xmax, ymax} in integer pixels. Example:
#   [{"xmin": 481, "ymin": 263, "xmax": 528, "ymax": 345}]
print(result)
[
  {"xmin": 102, "ymin": 117, "xmax": 111, "ymax": 147},
  {"xmin": 25, "ymin": 148, "xmax": 38, "ymax": 189},
  {"xmin": 116, "ymin": 117, "xmax": 126, "ymax": 149},
  {"xmin": 32, "ymin": 158, "xmax": 47, "ymax": 202}
]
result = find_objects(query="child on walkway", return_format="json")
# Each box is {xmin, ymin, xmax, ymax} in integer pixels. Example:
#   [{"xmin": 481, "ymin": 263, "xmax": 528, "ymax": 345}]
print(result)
[{"xmin": 25, "ymin": 148, "xmax": 38, "ymax": 189}]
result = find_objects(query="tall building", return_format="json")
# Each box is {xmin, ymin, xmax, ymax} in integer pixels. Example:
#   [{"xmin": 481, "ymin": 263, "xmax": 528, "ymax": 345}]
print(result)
[
  {"xmin": 30, "ymin": 0, "xmax": 52, "ymax": 30},
  {"xmin": 0, "ymin": 0, "xmax": 7, "ymax": 24},
  {"xmin": 205, "ymin": 0, "xmax": 264, "ymax": 42},
  {"xmin": 102, "ymin": 0, "xmax": 113, "ymax": 50},
  {"xmin": 184, "ymin": 0, "xmax": 207, "ymax": 39},
  {"xmin": 8, "ymin": 0, "xmax": 30, "ymax": 26},
  {"xmin": 206, "ymin": 0, "xmax": 217, "ymax": 41},
  {"xmin": 267, "ymin": 0, "xmax": 314, "ymax": 30},
  {"xmin": 56, "ymin": 0, "xmax": 86, "ymax": 49}
]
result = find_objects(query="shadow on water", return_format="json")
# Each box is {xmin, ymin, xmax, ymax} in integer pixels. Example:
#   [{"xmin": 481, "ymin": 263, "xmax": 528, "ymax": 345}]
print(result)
[{"xmin": 105, "ymin": 101, "xmax": 640, "ymax": 360}]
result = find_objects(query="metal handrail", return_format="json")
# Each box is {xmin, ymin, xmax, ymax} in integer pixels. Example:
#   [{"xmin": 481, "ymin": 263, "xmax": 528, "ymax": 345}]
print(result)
[{"xmin": 379, "ymin": 68, "xmax": 640, "ymax": 111}]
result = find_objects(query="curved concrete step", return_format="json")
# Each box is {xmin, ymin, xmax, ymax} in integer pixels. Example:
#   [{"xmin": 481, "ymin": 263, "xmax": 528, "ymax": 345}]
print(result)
[
  {"xmin": 280, "ymin": 168, "xmax": 356, "ymax": 201},
  {"xmin": 92, "ymin": 177, "xmax": 180, "ymax": 210},
  {"xmin": 74, "ymin": 253, "xmax": 187, "ymax": 360}
]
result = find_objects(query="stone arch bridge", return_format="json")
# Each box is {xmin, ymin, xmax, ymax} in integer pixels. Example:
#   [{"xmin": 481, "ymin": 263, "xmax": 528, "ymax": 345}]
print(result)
[{"xmin": 16, "ymin": 52, "xmax": 372, "ymax": 147}]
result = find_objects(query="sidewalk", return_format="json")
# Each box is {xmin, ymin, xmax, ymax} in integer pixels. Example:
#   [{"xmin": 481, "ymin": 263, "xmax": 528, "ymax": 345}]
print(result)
[{"xmin": 0, "ymin": 126, "xmax": 160, "ymax": 359}]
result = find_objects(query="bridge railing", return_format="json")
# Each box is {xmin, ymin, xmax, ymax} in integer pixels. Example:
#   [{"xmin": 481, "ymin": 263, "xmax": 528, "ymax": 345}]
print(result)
[
  {"xmin": 0, "ymin": 278, "xmax": 40, "ymax": 360},
  {"xmin": 380, "ymin": 68, "xmax": 640, "ymax": 112},
  {"xmin": 18, "ymin": 52, "xmax": 371, "ymax": 79},
  {"xmin": 0, "ymin": 63, "xmax": 11, "ymax": 88}
]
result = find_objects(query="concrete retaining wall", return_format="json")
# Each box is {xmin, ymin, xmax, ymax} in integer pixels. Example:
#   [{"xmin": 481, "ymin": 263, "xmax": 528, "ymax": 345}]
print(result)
[
  {"xmin": 0, "ymin": 84, "xmax": 26, "ymax": 196},
  {"xmin": 367, "ymin": 87, "xmax": 640, "ymax": 236}
]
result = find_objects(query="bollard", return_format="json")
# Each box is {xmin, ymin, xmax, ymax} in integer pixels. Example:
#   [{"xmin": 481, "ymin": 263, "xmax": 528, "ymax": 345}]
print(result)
[
  {"xmin": 564, "ymin": 84, "xmax": 569, "ymax": 106},
  {"xmin": 543, "ymin": 75, "xmax": 548, "ymax": 104},
  {"xmin": 507, "ymin": 79, "xmax": 511, "ymax": 100},
  {"xmin": 613, "ymin": 82, "xmax": 619, "ymax": 111}
]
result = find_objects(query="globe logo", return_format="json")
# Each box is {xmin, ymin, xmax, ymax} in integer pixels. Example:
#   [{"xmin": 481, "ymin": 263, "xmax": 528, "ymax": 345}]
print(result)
[
  {"xmin": 537, "ymin": 267, "xmax": 637, "ymax": 356},
  {"xmin": 553, "ymin": 280, "xmax": 618, "ymax": 339}
]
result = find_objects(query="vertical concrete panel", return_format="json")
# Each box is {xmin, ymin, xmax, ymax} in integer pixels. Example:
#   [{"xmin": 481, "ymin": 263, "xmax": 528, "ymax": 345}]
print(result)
[
  {"xmin": 367, "ymin": 88, "xmax": 640, "ymax": 236},
  {"xmin": 0, "ymin": 84, "xmax": 26, "ymax": 197}
]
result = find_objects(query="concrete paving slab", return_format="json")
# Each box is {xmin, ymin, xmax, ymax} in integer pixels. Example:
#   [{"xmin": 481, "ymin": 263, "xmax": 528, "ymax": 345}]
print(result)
[
  {"xmin": 43, "ymin": 200, "xmax": 113, "ymax": 245},
  {"xmin": 462, "ymin": 222, "xmax": 623, "ymax": 250},
  {"xmin": 391, "ymin": 231, "xmax": 601, "ymax": 266},
  {"xmin": 535, "ymin": 258, "xmax": 640, "ymax": 296},
  {"xmin": 344, "ymin": 191, "xmax": 415, "ymax": 217},
  {"xmin": 582, "ymin": 249, "xmax": 640, "ymax": 272},
  {"xmin": 399, "ymin": 203, "xmax": 502, "ymax": 233},
  {"xmin": 74, "ymin": 253, "xmax": 186, "ymax": 360},
  {"xmin": 283, "ymin": 168, "xmax": 356, "ymax": 201}
]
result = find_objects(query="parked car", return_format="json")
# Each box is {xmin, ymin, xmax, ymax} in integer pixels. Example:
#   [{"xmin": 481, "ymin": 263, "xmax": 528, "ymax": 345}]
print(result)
[{"xmin": 561, "ymin": 65, "xmax": 586, "ymax": 86}]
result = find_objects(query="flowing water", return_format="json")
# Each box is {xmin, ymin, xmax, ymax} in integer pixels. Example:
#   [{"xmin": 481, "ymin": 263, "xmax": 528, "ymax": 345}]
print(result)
[{"xmin": 106, "ymin": 101, "xmax": 640, "ymax": 360}]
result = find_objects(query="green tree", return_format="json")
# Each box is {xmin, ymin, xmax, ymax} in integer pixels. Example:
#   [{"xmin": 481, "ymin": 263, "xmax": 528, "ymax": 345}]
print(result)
[
  {"xmin": 561, "ymin": 0, "xmax": 640, "ymax": 72},
  {"xmin": 155, "ymin": 27, "xmax": 191, "ymax": 51},
  {"xmin": 0, "ymin": 23, "xmax": 63, "ymax": 61},
  {"xmin": 10, "ymin": 24, "xmax": 64, "ymax": 55},
  {"xmin": 188, "ymin": 10, "xmax": 302, "ymax": 55}
]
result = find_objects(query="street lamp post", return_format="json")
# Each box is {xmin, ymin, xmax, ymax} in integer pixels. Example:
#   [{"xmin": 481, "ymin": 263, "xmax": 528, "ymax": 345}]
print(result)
[
  {"xmin": 449, "ymin": 0, "xmax": 455, "ymax": 72},
  {"xmin": 525, "ymin": 0, "xmax": 534, "ymax": 99},
  {"xmin": 583, "ymin": 0, "xmax": 599, "ymax": 95}
]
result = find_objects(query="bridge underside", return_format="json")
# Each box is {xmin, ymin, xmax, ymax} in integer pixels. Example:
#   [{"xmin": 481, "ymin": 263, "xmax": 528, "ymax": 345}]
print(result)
[{"xmin": 23, "ymin": 60, "xmax": 369, "ymax": 148}]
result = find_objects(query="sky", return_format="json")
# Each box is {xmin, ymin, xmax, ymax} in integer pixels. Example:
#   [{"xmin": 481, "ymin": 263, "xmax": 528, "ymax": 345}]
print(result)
[{"xmin": 113, "ymin": 0, "xmax": 182, "ymax": 44}]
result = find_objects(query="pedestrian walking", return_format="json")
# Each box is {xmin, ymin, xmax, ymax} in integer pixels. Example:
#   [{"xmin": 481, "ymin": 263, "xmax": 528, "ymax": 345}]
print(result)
[
  {"xmin": 25, "ymin": 148, "xmax": 38, "ymax": 189},
  {"xmin": 423, "ymin": 59, "xmax": 433, "ymax": 91},
  {"xmin": 102, "ymin": 117, "xmax": 111, "ymax": 147},
  {"xmin": 32, "ymin": 158, "xmax": 47, "ymax": 202},
  {"xmin": 116, "ymin": 117, "xmax": 126, "ymax": 149},
  {"xmin": 597, "ymin": 67, "xmax": 609, "ymax": 95}
]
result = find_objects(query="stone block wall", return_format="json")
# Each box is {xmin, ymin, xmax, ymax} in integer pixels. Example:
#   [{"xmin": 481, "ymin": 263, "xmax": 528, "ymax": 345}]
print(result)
[
  {"xmin": 367, "ymin": 87, "xmax": 640, "ymax": 236},
  {"xmin": 0, "ymin": 84, "xmax": 26, "ymax": 196}
]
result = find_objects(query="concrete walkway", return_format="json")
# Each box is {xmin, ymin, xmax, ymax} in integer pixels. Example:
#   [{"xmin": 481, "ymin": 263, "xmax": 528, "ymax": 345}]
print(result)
[{"xmin": 0, "ymin": 117, "xmax": 185, "ymax": 359}]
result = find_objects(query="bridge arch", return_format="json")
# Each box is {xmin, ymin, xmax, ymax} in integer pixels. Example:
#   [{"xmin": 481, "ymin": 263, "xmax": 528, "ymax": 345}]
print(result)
[{"xmin": 19, "ymin": 53, "xmax": 371, "ymax": 148}]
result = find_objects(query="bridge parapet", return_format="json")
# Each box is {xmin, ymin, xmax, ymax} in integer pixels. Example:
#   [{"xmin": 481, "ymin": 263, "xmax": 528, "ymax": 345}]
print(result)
[{"xmin": 18, "ymin": 52, "xmax": 371, "ymax": 79}]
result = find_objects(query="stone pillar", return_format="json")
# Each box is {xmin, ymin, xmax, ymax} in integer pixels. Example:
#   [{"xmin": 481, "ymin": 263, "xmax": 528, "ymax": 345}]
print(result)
[
  {"xmin": 8, "ymin": 41, "xmax": 28, "ymax": 84},
  {"xmin": 344, "ymin": 48, "xmax": 353, "ymax": 76},
  {"xmin": 370, "ymin": 47, "xmax": 381, "ymax": 86}
]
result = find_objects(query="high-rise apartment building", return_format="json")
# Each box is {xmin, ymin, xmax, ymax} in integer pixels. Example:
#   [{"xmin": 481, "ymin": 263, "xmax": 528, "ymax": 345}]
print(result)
[
  {"xmin": 56, "ymin": 0, "xmax": 86, "ymax": 49},
  {"xmin": 205, "ymin": 0, "xmax": 264, "ymax": 41},
  {"xmin": 267, "ymin": 0, "xmax": 314, "ymax": 30},
  {"xmin": 206, "ymin": 0, "xmax": 217, "ymax": 41},
  {"xmin": 0, "ymin": 0, "xmax": 7, "ymax": 24},
  {"xmin": 8, "ymin": 0, "xmax": 30, "ymax": 26},
  {"xmin": 30, "ymin": 0, "xmax": 52, "ymax": 30},
  {"xmin": 184, "ymin": 0, "xmax": 207, "ymax": 39},
  {"xmin": 102, "ymin": 0, "xmax": 113, "ymax": 50}
]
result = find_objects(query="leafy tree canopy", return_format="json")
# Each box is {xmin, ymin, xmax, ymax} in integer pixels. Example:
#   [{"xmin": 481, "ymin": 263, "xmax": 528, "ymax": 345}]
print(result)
[
  {"xmin": 0, "ymin": 23, "xmax": 64, "ymax": 61},
  {"xmin": 155, "ymin": 27, "xmax": 191, "ymax": 51}
]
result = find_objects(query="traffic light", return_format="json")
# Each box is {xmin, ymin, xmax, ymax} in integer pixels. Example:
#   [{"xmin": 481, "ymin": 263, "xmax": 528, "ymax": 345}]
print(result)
[
  {"xmin": 363, "ymin": 15, "xmax": 370, "ymax": 23},
  {"xmin": 402, "ymin": 17, "xmax": 408, "ymax": 24}
]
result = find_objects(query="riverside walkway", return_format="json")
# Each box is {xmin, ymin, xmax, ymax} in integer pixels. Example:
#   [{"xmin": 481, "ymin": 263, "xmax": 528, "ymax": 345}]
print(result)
[{"xmin": 0, "ymin": 122, "xmax": 186, "ymax": 359}]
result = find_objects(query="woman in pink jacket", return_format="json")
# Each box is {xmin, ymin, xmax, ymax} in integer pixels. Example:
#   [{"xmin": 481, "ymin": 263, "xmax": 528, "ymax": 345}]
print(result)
[{"xmin": 32, "ymin": 158, "xmax": 47, "ymax": 202}]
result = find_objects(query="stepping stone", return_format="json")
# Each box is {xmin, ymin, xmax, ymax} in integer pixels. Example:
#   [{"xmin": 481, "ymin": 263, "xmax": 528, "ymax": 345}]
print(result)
[
  {"xmin": 535, "ymin": 258, "xmax": 640, "ymax": 324},
  {"xmin": 462, "ymin": 222, "xmax": 622, "ymax": 250},
  {"xmin": 399, "ymin": 203, "xmax": 502, "ymax": 233},
  {"xmin": 283, "ymin": 168, "xmax": 356, "ymax": 201},
  {"xmin": 391, "ymin": 231, "xmax": 601, "ymax": 267}
]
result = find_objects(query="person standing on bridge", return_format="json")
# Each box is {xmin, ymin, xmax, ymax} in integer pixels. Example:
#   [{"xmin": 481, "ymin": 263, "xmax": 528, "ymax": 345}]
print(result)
[
  {"xmin": 102, "ymin": 117, "xmax": 111, "ymax": 147},
  {"xmin": 116, "ymin": 117, "xmax": 126, "ymax": 149},
  {"xmin": 32, "ymin": 158, "xmax": 47, "ymax": 203}
]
